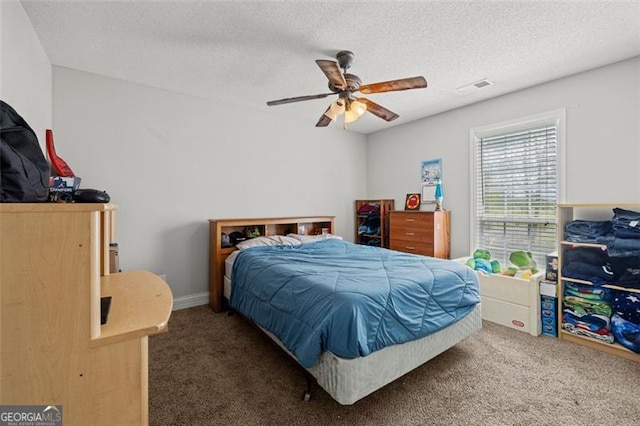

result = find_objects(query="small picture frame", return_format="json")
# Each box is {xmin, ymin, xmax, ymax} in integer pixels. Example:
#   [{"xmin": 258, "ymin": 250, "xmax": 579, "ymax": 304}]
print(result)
[
  {"xmin": 405, "ymin": 193, "xmax": 421, "ymax": 210},
  {"xmin": 421, "ymin": 183, "xmax": 436, "ymax": 204}
]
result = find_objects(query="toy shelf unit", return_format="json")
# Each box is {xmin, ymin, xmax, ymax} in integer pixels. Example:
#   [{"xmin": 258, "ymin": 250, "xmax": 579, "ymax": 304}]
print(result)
[
  {"xmin": 355, "ymin": 199, "xmax": 394, "ymax": 248},
  {"xmin": 558, "ymin": 203, "xmax": 640, "ymax": 362}
]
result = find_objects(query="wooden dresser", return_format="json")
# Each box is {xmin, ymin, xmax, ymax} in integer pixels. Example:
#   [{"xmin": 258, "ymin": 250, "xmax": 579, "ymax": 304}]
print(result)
[
  {"xmin": 0, "ymin": 203, "xmax": 173, "ymax": 425},
  {"xmin": 389, "ymin": 210, "xmax": 451, "ymax": 259}
]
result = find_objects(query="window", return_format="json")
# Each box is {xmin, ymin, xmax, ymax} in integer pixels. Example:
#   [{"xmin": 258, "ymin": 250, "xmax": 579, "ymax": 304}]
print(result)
[{"xmin": 470, "ymin": 110, "xmax": 565, "ymax": 268}]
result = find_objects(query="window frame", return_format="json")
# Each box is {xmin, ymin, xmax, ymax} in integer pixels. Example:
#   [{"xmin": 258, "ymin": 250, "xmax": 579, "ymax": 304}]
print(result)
[{"xmin": 469, "ymin": 109, "xmax": 566, "ymax": 262}]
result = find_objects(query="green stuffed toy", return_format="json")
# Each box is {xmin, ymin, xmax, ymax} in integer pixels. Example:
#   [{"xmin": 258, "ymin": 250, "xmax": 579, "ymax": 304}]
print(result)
[
  {"xmin": 473, "ymin": 249, "xmax": 492, "ymax": 261},
  {"xmin": 504, "ymin": 251, "xmax": 538, "ymax": 278},
  {"xmin": 466, "ymin": 249, "xmax": 501, "ymax": 275},
  {"xmin": 467, "ymin": 249, "xmax": 538, "ymax": 279}
]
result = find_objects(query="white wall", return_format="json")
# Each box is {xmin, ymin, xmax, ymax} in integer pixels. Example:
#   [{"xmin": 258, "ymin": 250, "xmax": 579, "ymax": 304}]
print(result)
[
  {"xmin": 53, "ymin": 67, "xmax": 367, "ymax": 304},
  {"xmin": 7, "ymin": 0, "xmax": 639, "ymax": 305},
  {"xmin": 367, "ymin": 57, "xmax": 640, "ymax": 259},
  {"xmin": 0, "ymin": 0, "xmax": 52, "ymax": 150}
]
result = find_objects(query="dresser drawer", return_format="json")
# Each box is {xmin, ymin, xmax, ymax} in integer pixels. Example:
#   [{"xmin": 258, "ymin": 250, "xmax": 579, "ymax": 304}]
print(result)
[
  {"xmin": 390, "ymin": 212, "xmax": 434, "ymax": 227},
  {"xmin": 389, "ymin": 240, "xmax": 434, "ymax": 256},
  {"xmin": 390, "ymin": 226, "xmax": 433, "ymax": 241}
]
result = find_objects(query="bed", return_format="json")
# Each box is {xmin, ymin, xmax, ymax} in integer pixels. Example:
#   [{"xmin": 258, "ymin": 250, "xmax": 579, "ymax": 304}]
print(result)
[{"xmin": 209, "ymin": 217, "xmax": 482, "ymax": 405}]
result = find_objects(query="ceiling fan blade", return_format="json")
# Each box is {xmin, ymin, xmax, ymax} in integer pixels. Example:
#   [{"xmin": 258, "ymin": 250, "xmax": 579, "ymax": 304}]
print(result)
[
  {"xmin": 316, "ymin": 60, "xmax": 347, "ymax": 90},
  {"xmin": 267, "ymin": 93, "xmax": 333, "ymax": 106},
  {"xmin": 358, "ymin": 98, "xmax": 399, "ymax": 122},
  {"xmin": 315, "ymin": 115, "xmax": 332, "ymax": 127},
  {"xmin": 315, "ymin": 107, "xmax": 332, "ymax": 127},
  {"xmin": 358, "ymin": 76, "xmax": 427, "ymax": 94}
]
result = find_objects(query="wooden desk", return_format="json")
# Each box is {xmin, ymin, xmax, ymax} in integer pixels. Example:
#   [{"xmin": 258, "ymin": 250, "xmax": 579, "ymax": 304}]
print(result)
[{"xmin": 0, "ymin": 203, "xmax": 173, "ymax": 425}]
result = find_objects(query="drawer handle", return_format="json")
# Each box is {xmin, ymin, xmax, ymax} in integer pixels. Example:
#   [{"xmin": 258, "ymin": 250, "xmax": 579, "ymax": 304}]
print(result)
[
  {"xmin": 405, "ymin": 219, "xmax": 416, "ymax": 222},
  {"xmin": 405, "ymin": 232, "xmax": 415, "ymax": 236},
  {"xmin": 405, "ymin": 246, "xmax": 416, "ymax": 250}
]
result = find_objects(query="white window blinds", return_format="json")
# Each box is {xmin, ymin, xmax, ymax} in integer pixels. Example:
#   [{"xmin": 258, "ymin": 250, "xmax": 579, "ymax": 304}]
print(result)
[{"xmin": 475, "ymin": 124, "xmax": 558, "ymax": 267}]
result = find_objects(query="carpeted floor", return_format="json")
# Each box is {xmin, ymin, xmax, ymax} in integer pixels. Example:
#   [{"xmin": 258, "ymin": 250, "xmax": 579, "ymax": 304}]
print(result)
[{"xmin": 149, "ymin": 306, "xmax": 639, "ymax": 426}]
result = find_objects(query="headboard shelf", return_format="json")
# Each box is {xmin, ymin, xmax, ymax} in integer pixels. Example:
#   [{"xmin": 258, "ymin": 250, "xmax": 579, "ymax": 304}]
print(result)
[{"xmin": 208, "ymin": 216, "xmax": 335, "ymax": 312}]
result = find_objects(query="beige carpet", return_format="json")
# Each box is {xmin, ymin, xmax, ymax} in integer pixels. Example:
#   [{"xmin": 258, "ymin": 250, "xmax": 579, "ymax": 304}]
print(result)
[{"xmin": 149, "ymin": 306, "xmax": 639, "ymax": 426}]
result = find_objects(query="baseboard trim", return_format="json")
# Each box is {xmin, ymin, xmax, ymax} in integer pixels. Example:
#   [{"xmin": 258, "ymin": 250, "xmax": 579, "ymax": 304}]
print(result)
[{"xmin": 172, "ymin": 292, "xmax": 209, "ymax": 311}]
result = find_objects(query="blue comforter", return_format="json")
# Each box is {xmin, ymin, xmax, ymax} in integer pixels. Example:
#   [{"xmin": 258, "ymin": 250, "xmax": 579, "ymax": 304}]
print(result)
[{"xmin": 230, "ymin": 239, "xmax": 480, "ymax": 368}]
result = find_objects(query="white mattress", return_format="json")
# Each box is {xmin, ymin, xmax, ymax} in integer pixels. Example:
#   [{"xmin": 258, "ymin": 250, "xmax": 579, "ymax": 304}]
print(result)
[
  {"xmin": 309, "ymin": 303, "xmax": 481, "ymax": 404},
  {"xmin": 223, "ymin": 256, "xmax": 482, "ymax": 405},
  {"xmin": 225, "ymin": 250, "xmax": 239, "ymax": 280},
  {"xmin": 223, "ymin": 249, "xmax": 239, "ymax": 300}
]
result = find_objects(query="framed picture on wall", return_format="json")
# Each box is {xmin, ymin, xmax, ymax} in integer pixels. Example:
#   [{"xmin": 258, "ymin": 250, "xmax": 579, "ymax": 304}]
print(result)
[
  {"xmin": 421, "ymin": 159, "xmax": 442, "ymax": 185},
  {"xmin": 405, "ymin": 193, "xmax": 421, "ymax": 210}
]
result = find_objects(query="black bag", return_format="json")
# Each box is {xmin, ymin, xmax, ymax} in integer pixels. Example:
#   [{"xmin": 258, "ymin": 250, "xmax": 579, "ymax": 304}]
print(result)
[{"xmin": 0, "ymin": 100, "xmax": 50, "ymax": 202}]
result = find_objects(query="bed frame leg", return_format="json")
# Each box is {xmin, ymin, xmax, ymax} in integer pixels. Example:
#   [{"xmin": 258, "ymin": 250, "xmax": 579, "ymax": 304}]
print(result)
[
  {"xmin": 302, "ymin": 372, "xmax": 314, "ymax": 402},
  {"xmin": 237, "ymin": 311, "xmax": 317, "ymax": 403}
]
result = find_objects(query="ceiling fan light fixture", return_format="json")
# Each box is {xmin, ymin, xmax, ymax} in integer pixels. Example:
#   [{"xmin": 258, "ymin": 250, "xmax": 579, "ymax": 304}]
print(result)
[
  {"xmin": 344, "ymin": 99, "xmax": 367, "ymax": 123},
  {"xmin": 352, "ymin": 99, "xmax": 367, "ymax": 116},
  {"xmin": 325, "ymin": 99, "xmax": 346, "ymax": 120},
  {"xmin": 344, "ymin": 109, "xmax": 359, "ymax": 124}
]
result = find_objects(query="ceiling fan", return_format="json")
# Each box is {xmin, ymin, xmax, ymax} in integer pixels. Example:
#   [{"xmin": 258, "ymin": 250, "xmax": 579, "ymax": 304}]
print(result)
[{"xmin": 266, "ymin": 50, "xmax": 428, "ymax": 128}]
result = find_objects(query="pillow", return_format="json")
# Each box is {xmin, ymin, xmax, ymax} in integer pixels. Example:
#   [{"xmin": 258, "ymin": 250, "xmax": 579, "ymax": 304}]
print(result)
[
  {"xmin": 286, "ymin": 233, "xmax": 343, "ymax": 244},
  {"xmin": 235, "ymin": 235, "xmax": 302, "ymax": 250}
]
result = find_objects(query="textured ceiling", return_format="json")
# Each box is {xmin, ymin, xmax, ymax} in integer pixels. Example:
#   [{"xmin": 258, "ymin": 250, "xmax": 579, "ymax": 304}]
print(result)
[{"xmin": 21, "ymin": 1, "xmax": 640, "ymax": 134}]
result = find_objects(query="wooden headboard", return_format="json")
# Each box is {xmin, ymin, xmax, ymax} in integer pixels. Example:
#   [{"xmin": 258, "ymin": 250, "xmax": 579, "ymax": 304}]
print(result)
[{"xmin": 208, "ymin": 216, "xmax": 335, "ymax": 312}]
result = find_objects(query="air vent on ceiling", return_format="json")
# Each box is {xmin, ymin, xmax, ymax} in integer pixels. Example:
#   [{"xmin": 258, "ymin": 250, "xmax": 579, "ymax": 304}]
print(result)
[{"xmin": 456, "ymin": 78, "xmax": 493, "ymax": 93}]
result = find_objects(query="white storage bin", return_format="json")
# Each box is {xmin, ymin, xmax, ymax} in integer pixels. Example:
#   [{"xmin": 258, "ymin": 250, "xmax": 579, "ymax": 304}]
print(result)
[{"xmin": 456, "ymin": 258, "xmax": 543, "ymax": 336}]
